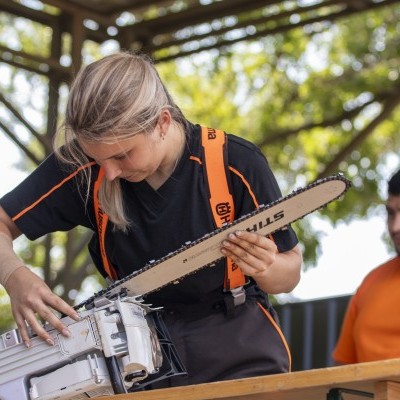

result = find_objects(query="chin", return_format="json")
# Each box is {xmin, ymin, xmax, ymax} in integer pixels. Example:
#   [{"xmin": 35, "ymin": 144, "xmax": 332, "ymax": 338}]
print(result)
[{"xmin": 123, "ymin": 176, "xmax": 139, "ymax": 182}]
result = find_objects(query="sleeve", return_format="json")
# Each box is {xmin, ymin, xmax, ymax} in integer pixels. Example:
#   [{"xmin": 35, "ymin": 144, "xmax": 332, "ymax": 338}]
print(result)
[
  {"xmin": 227, "ymin": 134, "xmax": 298, "ymax": 253},
  {"xmin": 332, "ymin": 295, "xmax": 358, "ymax": 364},
  {"xmin": 0, "ymin": 153, "xmax": 96, "ymax": 240}
]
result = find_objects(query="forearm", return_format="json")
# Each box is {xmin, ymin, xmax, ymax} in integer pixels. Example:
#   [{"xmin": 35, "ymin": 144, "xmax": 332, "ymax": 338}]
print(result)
[{"xmin": 252, "ymin": 245, "xmax": 302, "ymax": 294}]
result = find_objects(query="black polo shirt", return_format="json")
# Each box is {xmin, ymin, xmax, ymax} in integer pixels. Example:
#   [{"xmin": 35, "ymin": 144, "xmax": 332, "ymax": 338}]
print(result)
[{"xmin": 0, "ymin": 123, "xmax": 298, "ymax": 305}]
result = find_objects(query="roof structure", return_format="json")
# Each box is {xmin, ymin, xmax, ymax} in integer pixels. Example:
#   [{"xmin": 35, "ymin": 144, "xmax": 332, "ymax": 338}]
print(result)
[{"xmin": 1, "ymin": 0, "xmax": 399, "ymax": 77}]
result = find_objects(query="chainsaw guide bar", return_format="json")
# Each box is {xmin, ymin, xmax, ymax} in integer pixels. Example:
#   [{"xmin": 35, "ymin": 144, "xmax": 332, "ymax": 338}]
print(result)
[{"xmin": 77, "ymin": 174, "xmax": 351, "ymax": 310}]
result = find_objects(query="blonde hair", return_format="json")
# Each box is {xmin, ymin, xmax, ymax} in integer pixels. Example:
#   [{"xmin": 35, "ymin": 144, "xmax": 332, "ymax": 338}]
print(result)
[{"xmin": 55, "ymin": 52, "xmax": 187, "ymax": 231}]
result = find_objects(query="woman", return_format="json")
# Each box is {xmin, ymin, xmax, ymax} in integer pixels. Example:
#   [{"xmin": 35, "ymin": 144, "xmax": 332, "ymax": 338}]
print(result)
[{"xmin": 0, "ymin": 52, "xmax": 302, "ymax": 386}]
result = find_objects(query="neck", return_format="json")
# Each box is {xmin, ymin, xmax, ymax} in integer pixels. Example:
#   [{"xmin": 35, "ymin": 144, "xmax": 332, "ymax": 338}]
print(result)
[
  {"xmin": 147, "ymin": 123, "xmax": 185, "ymax": 189},
  {"xmin": 162, "ymin": 123, "xmax": 186, "ymax": 175}
]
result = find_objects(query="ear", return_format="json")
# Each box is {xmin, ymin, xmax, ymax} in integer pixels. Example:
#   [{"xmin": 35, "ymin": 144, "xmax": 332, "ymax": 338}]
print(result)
[{"xmin": 156, "ymin": 109, "xmax": 172, "ymax": 133}]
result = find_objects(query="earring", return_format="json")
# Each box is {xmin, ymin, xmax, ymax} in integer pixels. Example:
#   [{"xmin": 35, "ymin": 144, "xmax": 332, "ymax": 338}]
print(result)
[{"xmin": 161, "ymin": 133, "xmax": 165, "ymax": 140}]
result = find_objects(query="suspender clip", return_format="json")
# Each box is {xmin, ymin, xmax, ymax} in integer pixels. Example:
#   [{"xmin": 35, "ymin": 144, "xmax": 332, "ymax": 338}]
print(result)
[{"xmin": 230, "ymin": 286, "xmax": 246, "ymax": 307}]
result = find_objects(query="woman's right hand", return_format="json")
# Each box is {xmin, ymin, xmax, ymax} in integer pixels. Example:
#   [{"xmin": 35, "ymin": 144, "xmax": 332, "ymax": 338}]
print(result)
[{"xmin": 5, "ymin": 266, "xmax": 80, "ymax": 347}]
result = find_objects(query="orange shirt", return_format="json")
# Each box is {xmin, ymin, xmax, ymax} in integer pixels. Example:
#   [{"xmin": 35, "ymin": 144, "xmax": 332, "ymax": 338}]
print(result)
[{"xmin": 333, "ymin": 256, "xmax": 400, "ymax": 364}]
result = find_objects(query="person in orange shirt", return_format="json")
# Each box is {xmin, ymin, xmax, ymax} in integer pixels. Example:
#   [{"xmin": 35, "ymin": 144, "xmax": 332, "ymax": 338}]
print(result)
[{"xmin": 332, "ymin": 169, "xmax": 400, "ymax": 364}]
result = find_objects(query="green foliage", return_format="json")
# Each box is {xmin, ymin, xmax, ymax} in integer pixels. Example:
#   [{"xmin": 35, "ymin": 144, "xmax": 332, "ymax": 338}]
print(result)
[{"xmin": 0, "ymin": 288, "xmax": 15, "ymax": 332}]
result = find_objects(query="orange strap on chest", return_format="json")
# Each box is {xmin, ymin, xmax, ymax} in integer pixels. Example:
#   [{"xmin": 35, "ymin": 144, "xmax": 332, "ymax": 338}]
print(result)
[
  {"xmin": 93, "ymin": 167, "xmax": 118, "ymax": 281},
  {"xmin": 201, "ymin": 126, "xmax": 246, "ymax": 290}
]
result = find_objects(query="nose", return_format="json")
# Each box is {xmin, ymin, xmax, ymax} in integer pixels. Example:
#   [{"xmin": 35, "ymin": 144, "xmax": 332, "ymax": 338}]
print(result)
[{"xmin": 102, "ymin": 161, "xmax": 122, "ymax": 181}]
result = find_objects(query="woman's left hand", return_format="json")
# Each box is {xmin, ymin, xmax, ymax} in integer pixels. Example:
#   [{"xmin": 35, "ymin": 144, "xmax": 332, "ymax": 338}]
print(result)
[
  {"xmin": 221, "ymin": 230, "xmax": 277, "ymax": 278},
  {"xmin": 220, "ymin": 230, "xmax": 302, "ymax": 294}
]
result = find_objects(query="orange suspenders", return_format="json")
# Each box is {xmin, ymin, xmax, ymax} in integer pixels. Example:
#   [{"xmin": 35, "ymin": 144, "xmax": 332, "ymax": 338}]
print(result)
[
  {"xmin": 200, "ymin": 126, "xmax": 246, "ymax": 292},
  {"xmin": 93, "ymin": 127, "xmax": 247, "ymax": 293}
]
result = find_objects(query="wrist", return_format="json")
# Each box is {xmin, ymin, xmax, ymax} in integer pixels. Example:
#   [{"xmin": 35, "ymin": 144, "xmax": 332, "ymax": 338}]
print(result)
[{"xmin": 0, "ymin": 231, "xmax": 26, "ymax": 287}]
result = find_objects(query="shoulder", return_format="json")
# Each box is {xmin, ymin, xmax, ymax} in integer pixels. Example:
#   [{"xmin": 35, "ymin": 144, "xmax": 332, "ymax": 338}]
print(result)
[
  {"xmin": 227, "ymin": 133, "xmax": 264, "ymax": 156},
  {"xmin": 28, "ymin": 150, "xmax": 99, "ymax": 179},
  {"xmin": 187, "ymin": 124, "xmax": 265, "ymax": 160},
  {"xmin": 225, "ymin": 133, "xmax": 273, "ymax": 187},
  {"xmin": 186, "ymin": 124, "xmax": 272, "ymax": 181},
  {"xmin": 226, "ymin": 133, "xmax": 269, "ymax": 169},
  {"xmin": 1, "ymin": 150, "xmax": 100, "ymax": 211},
  {"xmin": 364, "ymin": 256, "xmax": 400, "ymax": 279},
  {"xmin": 357, "ymin": 256, "xmax": 400, "ymax": 293},
  {"xmin": 227, "ymin": 133, "xmax": 262, "ymax": 151}
]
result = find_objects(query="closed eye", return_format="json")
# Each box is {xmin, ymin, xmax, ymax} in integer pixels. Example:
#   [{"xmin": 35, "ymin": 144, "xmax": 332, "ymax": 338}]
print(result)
[
  {"xmin": 114, "ymin": 154, "xmax": 128, "ymax": 161},
  {"xmin": 113, "ymin": 150, "xmax": 132, "ymax": 161}
]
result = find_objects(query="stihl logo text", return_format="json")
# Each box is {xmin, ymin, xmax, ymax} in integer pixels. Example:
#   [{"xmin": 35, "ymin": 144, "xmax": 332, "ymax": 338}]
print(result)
[{"xmin": 246, "ymin": 210, "xmax": 284, "ymax": 233}]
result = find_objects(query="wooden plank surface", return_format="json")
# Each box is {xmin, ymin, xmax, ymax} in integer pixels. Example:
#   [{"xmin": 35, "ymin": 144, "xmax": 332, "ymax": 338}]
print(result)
[{"xmin": 98, "ymin": 358, "xmax": 400, "ymax": 400}]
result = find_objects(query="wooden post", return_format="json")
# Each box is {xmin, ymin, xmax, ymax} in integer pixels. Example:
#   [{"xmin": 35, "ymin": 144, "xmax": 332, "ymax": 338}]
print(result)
[{"xmin": 375, "ymin": 381, "xmax": 400, "ymax": 400}]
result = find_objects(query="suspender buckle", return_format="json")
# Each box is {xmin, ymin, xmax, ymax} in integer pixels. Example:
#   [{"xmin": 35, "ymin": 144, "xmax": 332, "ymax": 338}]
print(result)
[
  {"xmin": 230, "ymin": 286, "xmax": 246, "ymax": 307},
  {"xmin": 223, "ymin": 286, "xmax": 246, "ymax": 317}
]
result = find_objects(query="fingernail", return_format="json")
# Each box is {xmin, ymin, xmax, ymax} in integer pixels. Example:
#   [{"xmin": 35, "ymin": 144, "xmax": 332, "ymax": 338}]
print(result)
[
  {"xmin": 62, "ymin": 328, "xmax": 71, "ymax": 337},
  {"xmin": 71, "ymin": 313, "xmax": 81, "ymax": 321},
  {"xmin": 24, "ymin": 340, "xmax": 31, "ymax": 348},
  {"xmin": 46, "ymin": 338, "xmax": 55, "ymax": 346}
]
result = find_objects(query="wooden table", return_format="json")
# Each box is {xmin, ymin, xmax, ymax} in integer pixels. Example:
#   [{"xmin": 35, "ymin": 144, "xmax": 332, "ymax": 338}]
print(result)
[{"xmin": 99, "ymin": 358, "xmax": 400, "ymax": 400}]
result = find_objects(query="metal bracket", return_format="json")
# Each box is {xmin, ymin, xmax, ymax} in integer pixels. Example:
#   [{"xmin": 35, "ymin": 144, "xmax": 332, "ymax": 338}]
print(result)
[
  {"xmin": 327, "ymin": 388, "xmax": 373, "ymax": 400},
  {"xmin": 230, "ymin": 286, "xmax": 246, "ymax": 307}
]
